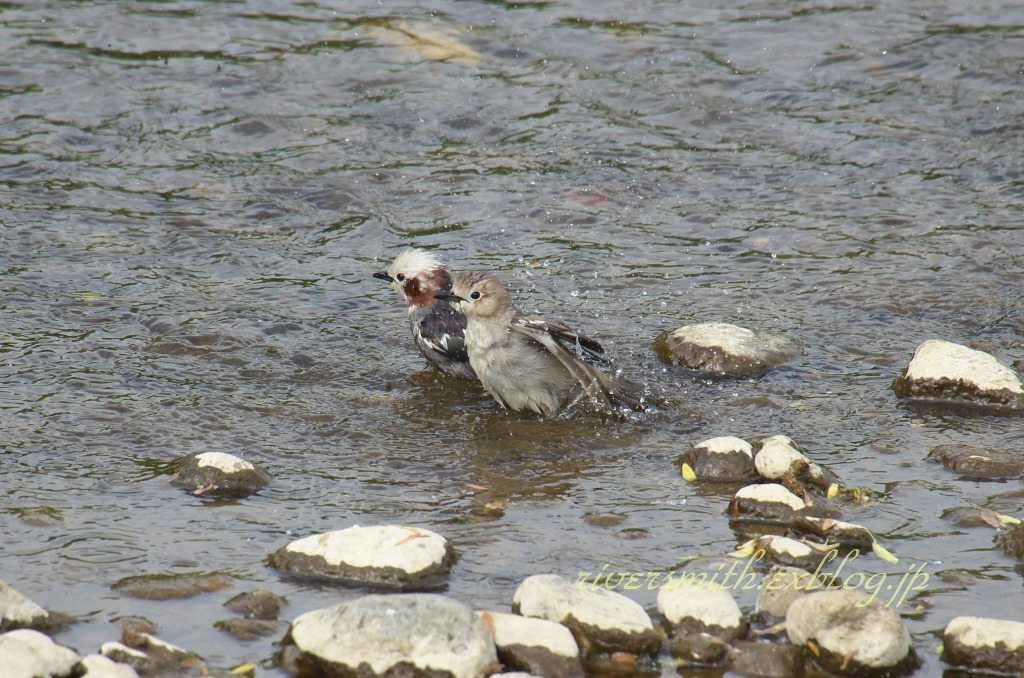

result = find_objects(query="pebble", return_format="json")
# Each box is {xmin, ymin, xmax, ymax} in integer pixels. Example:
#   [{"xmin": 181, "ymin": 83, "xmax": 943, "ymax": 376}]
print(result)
[
  {"xmin": 281, "ymin": 593, "xmax": 497, "ymax": 678},
  {"xmin": 727, "ymin": 483, "xmax": 807, "ymax": 524},
  {"xmin": 480, "ymin": 611, "xmax": 583, "ymax": 678},
  {"xmin": 654, "ymin": 322, "xmax": 799, "ymax": 376},
  {"xmin": 512, "ymin": 574, "xmax": 660, "ymax": 660},
  {"xmin": 786, "ymin": 590, "xmax": 916, "ymax": 676},
  {"xmin": 927, "ymin": 443, "xmax": 1024, "ymax": 480},
  {"xmin": 942, "ymin": 616, "xmax": 1024, "ymax": 675},
  {"xmin": 892, "ymin": 339, "xmax": 1024, "ymax": 409},
  {"xmin": 268, "ymin": 524, "xmax": 455, "ymax": 589},
  {"xmin": 657, "ymin": 586, "xmax": 745, "ymax": 641},
  {"xmin": 169, "ymin": 451, "xmax": 272, "ymax": 498},
  {"xmin": 678, "ymin": 436, "xmax": 759, "ymax": 482},
  {"xmin": 0, "ymin": 629, "xmax": 80, "ymax": 678}
]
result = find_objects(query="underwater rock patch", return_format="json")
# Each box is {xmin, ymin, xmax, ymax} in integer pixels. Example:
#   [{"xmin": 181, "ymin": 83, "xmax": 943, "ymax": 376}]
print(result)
[
  {"xmin": 222, "ymin": 588, "xmax": 286, "ymax": 619},
  {"xmin": 280, "ymin": 594, "xmax": 497, "ymax": 678},
  {"xmin": 169, "ymin": 451, "xmax": 271, "ymax": 498},
  {"xmin": 268, "ymin": 525, "xmax": 454, "ymax": 589},
  {"xmin": 787, "ymin": 590, "xmax": 916, "ymax": 676},
  {"xmin": 927, "ymin": 444, "xmax": 1024, "ymax": 480},
  {"xmin": 892, "ymin": 339, "xmax": 1024, "ymax": 409},
  {"xmin": 654, "ymin": 323, "xmax": 799, "ymax": 377},
  {"xmin": 111, "ymin": 572, "xmax": 233, "ymax": 600}
]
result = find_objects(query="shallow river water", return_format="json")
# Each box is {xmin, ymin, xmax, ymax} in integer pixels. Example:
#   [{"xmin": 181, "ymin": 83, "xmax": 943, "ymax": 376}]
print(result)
[{"xmin": 2, "ymin": 0, "xmax": 1023, "ymax": 675}]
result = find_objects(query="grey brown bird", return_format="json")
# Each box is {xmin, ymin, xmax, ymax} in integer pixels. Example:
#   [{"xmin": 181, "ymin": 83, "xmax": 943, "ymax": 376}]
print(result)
[
  {"xmin": 436, "ymin": 271, "xmax": 645, "ymax": 419},
  {"xmin": 374, "ymin": 249, "xmax": 476, "ymax": 379}
]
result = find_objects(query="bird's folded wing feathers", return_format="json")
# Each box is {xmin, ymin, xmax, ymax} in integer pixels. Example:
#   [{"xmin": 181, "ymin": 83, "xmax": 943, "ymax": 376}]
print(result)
[
  {"xmin": 510, "ymin": 319, "xmax": 645, "ymax": 413},
  {"xmin": 514, "ymin": 316, "xmax": 608, "ymax": 363}
]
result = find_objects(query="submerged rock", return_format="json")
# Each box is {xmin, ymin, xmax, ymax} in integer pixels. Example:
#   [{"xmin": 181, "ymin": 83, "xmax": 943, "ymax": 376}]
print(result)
[
  {"xmin": 678, "ymin": 436, "xmax": 759, "ymax": 482},
  {"xmin": 729, "ymin": 641, "xmax": 803, "ymax": 678},
  {"xmin": 927, "ymin": 444, "xmax": 1024, "ymax": 480},
  {"xmin": 727, "ymin": 484, "xmax": 806, "ymax": 524},
  {"xmin": 111, "ymin": 572, "xmax": 233, "ymax": 600},
  {"xmin": 892, "ymin": 339, "xmax": 1024, "ymax": 409},
  {"xmin": 214, "ymin": 617, "xmax": 283, "ymax": 641},
  {"xmin": 480, "ymin": 611, "xmax": 583, "ymax": 678},
  {"xmin": 654, "ymin": 323, "xmax": 799, "ymax": 377},
  {"xmin": 787, "ymin": 590, "xmax": 916, "ymax": 676},
  {"xmin": 0, "ymin": 629, "xmax": 81, "ymax": 678},
  {"xmin": 667, "ymin": 632, "xmax": 729, "ymax": 667},
  {"xmin": 657, "ymin": 586, "xmax": 745, "ymax": 641},
  {"xmin": 169, "ymin": 451, "xmax": 272, "ymax": 498},
  {"xmin": 280, "ymin": 594, "xmax": 497, "ymax": 678},
  {"xmin": 942, "ymin": 616, "xmax": 1024, "ymax": 675},
  {"xmin": 0, "ymin": 580, "xmax": 69, "ymax": 633},
  {"xmin": 222, "ymin": 588, "xmax": 286, "ymax": 619},
  {"xmin": 512, "ymin": 574, "xmax": 660, "ymax": 662},
  {"xmin": 268, "ymin": 524, "xmax": 455, "ymax": 589}
]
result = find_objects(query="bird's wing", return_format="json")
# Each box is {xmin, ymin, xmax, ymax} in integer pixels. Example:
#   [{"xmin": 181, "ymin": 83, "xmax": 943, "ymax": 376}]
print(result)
[
  {"xmin": 416, "ymin": 305, "xmax": 469, "ymax": 361},
  {"xmin": 515, "ymin": 316, "xmax": 608, "ymax": 363},
  {"xmin": 510, "ymin": 316, "xmax": 645, "ymax": 414}
]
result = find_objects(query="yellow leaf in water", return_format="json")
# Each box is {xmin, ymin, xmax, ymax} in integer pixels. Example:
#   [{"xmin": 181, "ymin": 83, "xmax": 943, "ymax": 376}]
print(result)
[
  {"xmin": 680, "ymin": 463, "xmax": 697, "ymax": 482},
  {"xmin": 729, "ymin": 539, "xmax": 756, "ymax": 558},
  {"xmin": 366, "ymin": 21, "xmax": 480, "ymax": 66},
  {"xmin": 229, "ymin": 663, "xmax": 257, "ymax": 675},
  {"xmin": 997, "ymin": 513, "xmax": 1022, "ymax": 526},
  {"xmin": 872, "ymin": 539, "xmax": 899, "ymax": 564},
  {"xmin": 827, "ymin": 483, "xmax": 839, "ymax": 499}
]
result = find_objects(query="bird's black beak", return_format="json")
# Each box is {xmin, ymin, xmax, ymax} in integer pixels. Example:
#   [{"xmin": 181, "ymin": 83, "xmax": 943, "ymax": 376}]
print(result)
[
  {"xmin": 373, "ymin": 271, "xmax": 393, "ymax": 282},
  {"xmin": 434, "ymin": 292, "xmax": 465, "ymax": 302}
]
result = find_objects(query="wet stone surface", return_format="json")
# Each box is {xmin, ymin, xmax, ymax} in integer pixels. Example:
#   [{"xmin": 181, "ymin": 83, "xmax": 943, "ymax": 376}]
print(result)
[
  {"xmin": 678, "ymin": 436, "xmax": 759, "ymax": 483},
  {"xmin": 653, "ymin": 323, "xmax": 800, "ymax": 377},
  {"xmin": 892, "ymin": 340, "xmax": 1024, "ymax": 409},
  {"xmin": 927, "ymin": 443, "xmax": 1024, "ymax": 480},
  {"xmin": 942, "ymin": 616, "xmax": 1024, "ymax": 675},
  {"xmin": 168, "ymin": 452, "xmax": 272, "ymax": 499}
]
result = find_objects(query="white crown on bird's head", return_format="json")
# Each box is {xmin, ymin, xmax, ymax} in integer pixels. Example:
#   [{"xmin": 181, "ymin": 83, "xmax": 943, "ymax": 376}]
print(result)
[{"xmin": 388, "ymin": 248, "xmax": 448, "ymax": 281}]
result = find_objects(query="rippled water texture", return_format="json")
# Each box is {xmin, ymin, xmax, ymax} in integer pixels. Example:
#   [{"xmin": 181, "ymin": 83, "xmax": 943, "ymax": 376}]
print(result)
[{"xmin": 2, "ymin": 0, "xmax": 1023, "ymax": 674}]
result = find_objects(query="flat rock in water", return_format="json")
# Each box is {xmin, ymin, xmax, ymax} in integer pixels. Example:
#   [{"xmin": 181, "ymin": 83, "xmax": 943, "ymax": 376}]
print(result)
[
  {"xmin": 214, "ymin": 617, "xmax": 283, "ymax": 641},
  {"xmin": 787, "ymin": 590, "xmax": 916, "ymax": 676},
  {"xmin": 268, "ymin": 525, "xmax": 454, "ymax": 589},
  {"xmin": 678, "ymin": 436, "xmax": 759, "ymax": 482},
  {"xmin": 480, "ymin": 611, "xmax": 583, "ymax": 678},
  {"xmin": 0, "ymin": 629, "xmax": 81, "ymax": 678},
  {"xmin": 892, "ymin": 339, "xmax": 1024, "ymax": 409},
  {"xmin": 654, "ymin": 323, "xmax": 799, "ymax": 377},
  {"xmin": 729, "ymin": 640, "xmax": 804, "ymax": 678},
  {"xmin": 111, "ymin": 572, "xmax": 233, "ymax": 600},
  {"xmin": 0, "ymin": 580, "xmax": 64, "ymax": 633},
  {"xmin": 942, "ymin": 616, "xmax": 1024, "ymax": 675},
  {"xmin": 657, "ymin": 586, "xmax": 745, "ymax": 641},
  {"xmin": 169, "ymin": 451, "xmax": 272, "ymax": 498},
  {"xmin": 282, "ymin": 594, "xmax": 497, "ymax": 678},
  {"xmin": 927, "ymin": 444, "xmax": 1024, "ymax": 480},
  {"xmin": 512, "ymin": 574, "xmax": 660, "ymax": 659},
  {"xmin": 667, "ymin": 632, "xmax": 729, "ymax": 667},
  {"xmin": 727, "ymin": 484, "xmax": 807, "ymax": 524},
  {"xmin": 223, "ymin": 588, "xmax": 286, "ymax": 619}
]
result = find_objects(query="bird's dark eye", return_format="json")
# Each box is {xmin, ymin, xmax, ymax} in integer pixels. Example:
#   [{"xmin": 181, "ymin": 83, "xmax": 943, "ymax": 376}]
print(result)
[
  {"xmin": 470, "ymin": 291, "xmax": 481, "ymax": 300},
  {"xmin": 396, "ymin": 274, "xmax": 405, "ymax": 282}
]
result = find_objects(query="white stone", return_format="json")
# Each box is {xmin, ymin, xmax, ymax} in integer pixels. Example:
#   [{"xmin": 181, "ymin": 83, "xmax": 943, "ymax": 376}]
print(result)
[
  {"xmin": 0, "ymin": 580, "xmax": 49, "ymax": 627},
  {"xmin": 944, "ymin": 616, "xmax": 1024, "ymax": 651},
  {"xmin": 754, "ymin": 437, "xmax": 807, "ymax": 479},
  {"xmin": 658, "ymin": 587, "xmax": 743, "ymax": 632},
  {"xmin": 678, "ymin": 323, "xmax": 760, "ymax": 353},
  {"xmin": 733, "ymin": 484, "xmax": 806, "ymax": 511},
  {"xmin": 289, "ymin": 594, "xmax": 496, "ymax": 678},
  {"xmin": 0, "ymin": 629, "xmax": 81, "ymax": 678},
  {"xmin": 479, "ymin": 611, "xmax": 579, "ymax": 659},
  {"xmin": 283, "ymin": 525, "xmax": 449, "ymax": 573},
  {"xmin": 762, "ymin": 536, "xmax": 815, "ymax": 559},
  {"xmin": 696, "ymin": 436, "xmax": 753, "ymax": 457},
  {"xmin": 513, "ymin": 574, "xmax": 654, "ymax": 636},
  {"xmin": 195, "ymin": 451, "xmax": 255, "ymax": 472},
  {"xmin": 81, "ymin": 654, "xmax": 140, "ymax": 678},
  {"xmin": 906, "ymin": 340, "xmax": 1023, "ymax": 393},
  {"xmin": 787, "ymin": 590, "xmax": 911, "ymax": 671}
]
